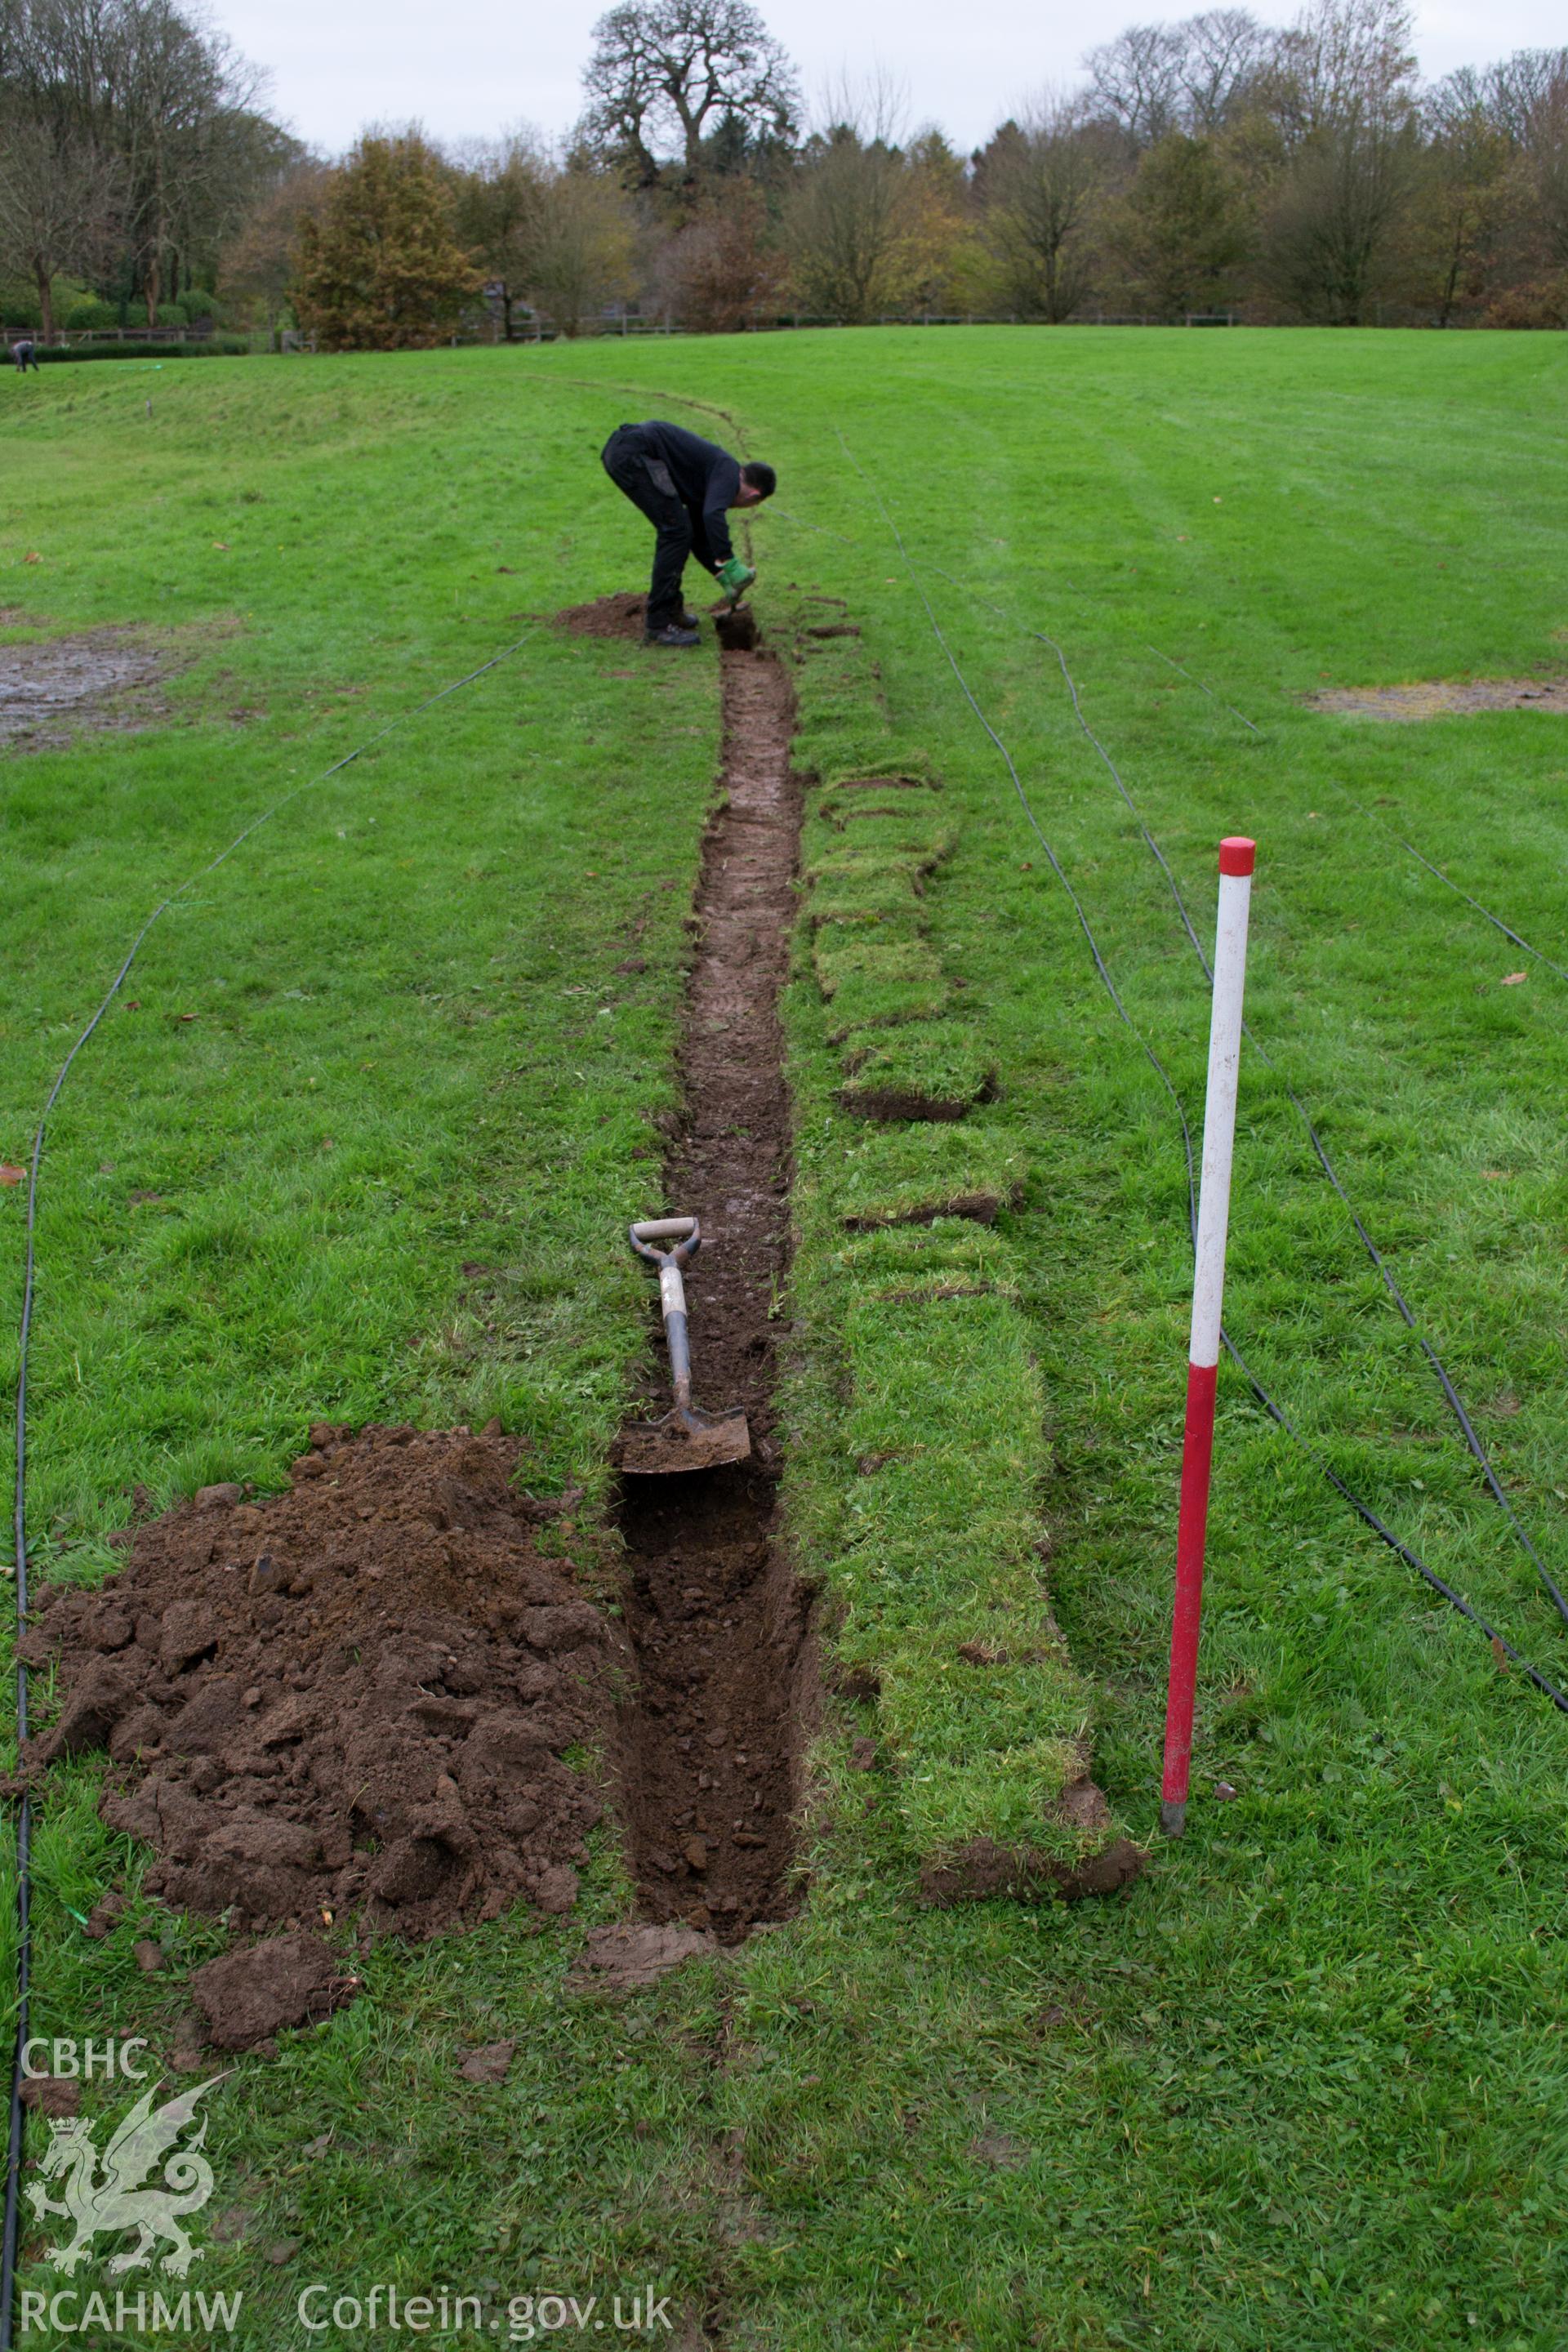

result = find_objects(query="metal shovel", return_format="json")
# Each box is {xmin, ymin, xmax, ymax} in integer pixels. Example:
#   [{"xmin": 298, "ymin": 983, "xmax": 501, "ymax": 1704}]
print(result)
[{"xmin": 616, "ymin": 1215, "xmax": 751, "ymax": 1475}]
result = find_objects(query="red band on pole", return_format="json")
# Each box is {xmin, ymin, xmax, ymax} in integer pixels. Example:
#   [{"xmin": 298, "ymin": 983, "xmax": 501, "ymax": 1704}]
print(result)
[
  {"xmin": 1162, "ymin": 836, "xmax": 1255, "ymax": 1838},
  {"xmin": 1161, "ymin": 1360, "xmax": 1218, "ymax": 1824}
]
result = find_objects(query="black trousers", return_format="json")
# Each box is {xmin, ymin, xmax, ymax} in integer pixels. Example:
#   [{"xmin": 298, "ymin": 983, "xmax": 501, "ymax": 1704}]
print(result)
[
  {"xmin": 15, "ymin": 348, "xmax": 38, "ymax": 372},
  {"xmin": 601, "ymin": 424, "xmax": 694, "ymax": 630}
]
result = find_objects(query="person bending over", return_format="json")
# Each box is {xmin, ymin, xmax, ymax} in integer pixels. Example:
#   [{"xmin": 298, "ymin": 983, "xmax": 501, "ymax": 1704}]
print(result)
[
  {"xmin": 600, "ymin": 419, "xmax": 774, "ymax": 648},
  {"xmin": 12, "ymin": 337, "xmax": 38, "ymax": 373}
]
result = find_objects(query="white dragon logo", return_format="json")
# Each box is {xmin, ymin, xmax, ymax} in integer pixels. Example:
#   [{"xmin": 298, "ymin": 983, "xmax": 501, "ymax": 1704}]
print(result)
[{"xmin": 25, "ymin": 2074, "xmax": 228, "ymax": 2277}]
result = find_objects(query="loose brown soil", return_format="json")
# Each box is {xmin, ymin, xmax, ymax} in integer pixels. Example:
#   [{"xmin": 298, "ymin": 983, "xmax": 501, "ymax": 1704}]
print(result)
[
  {"xmin": 0, "ymin": 627, "xmax": 168, "ymax": 747},
  {"xmin": 21, "ymin": 1426, "xmax": 615, "ymax": 1943},
  {"xmin": 839, "ymin": 1082, "xmax": 994, "ymax": 1124},
  {"xmin": 612, "ymin": 639, "xmax": 812, "ymax": 1944},
  {"xmin": 1308, "ymin": 676, "xmax": 1568, "ymax": 719},
  {"xmin": 557, "ymin": 589, "xmax": 760, "ymax": 653},
  {"xmin": 559, "ymin": 590, "xmax": 649, "ymax": 640},
  {"xmin": 188, "ymin": 1929, "xmax": 360, "ymax": 2051}
]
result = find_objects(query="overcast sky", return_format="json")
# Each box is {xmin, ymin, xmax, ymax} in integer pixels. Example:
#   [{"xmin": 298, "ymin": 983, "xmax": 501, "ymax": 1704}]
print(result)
[{"xmin": 211, "ymin": 0, "xmax": 1567, "ymax": 158}]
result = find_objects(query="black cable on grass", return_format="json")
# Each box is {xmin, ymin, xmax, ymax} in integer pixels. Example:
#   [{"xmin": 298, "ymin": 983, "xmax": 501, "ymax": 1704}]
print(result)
[
  {"xmin": 987, "ymin": 599, "xmax": 1568, "ymax": 1633},
  {"xmin": 1220, "ymin": 1333, "xmax": 1568, "ymax": 1717},
  {"xmin": 1120, "ymin": 645, "xmax": 1568, "ymax": 988},
  {"xmin": 1113, "ymin": 640, "xmax": 1568, "ymax": 990},
  {"xmin": 833, "ymin": 425, "xmax": 1568, "ymax": 1720},
  {"xmin": 1320, "ymin": 777, "xmax": 1568, "ymax": 989},
  {"xmin": 778, "ymin": 492, "xmax": 1568, "ymax": 989},
  {"xmin": 1144, "ymin": 642, "xmax": 1263, "ymax": 737},
  {"xmin": 888, "ymin": 534, "xmax": 1568, "ymax": 1631},
  {"xmin": 0, "ymin": 626, "xmax": 532, "ymax": 2350}
]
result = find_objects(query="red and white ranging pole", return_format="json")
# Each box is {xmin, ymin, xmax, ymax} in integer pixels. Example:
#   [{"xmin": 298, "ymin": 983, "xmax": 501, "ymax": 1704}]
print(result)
[{"xmin": 1160, "ymin": 836, "xmax": 1256, "ymax": 1839}]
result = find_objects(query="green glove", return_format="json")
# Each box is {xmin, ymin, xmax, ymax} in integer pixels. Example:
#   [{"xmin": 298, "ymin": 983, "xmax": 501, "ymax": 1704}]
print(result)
[{"xmin": 717, "ymin": 556, "xmax": 755, "ymax": 597}]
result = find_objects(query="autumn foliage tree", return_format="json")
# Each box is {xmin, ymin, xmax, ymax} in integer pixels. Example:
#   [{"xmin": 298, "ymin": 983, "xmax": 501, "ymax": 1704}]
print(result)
[
  {"xmin": 657, "ymin": 180, "xmax": 785, "ymax": 327},
  {"xmin": 292, "ymin": 131, "xmax": 479, "ymax": 349}
]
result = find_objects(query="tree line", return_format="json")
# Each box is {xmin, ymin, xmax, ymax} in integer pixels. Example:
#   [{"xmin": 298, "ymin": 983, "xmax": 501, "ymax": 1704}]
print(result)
[
  {"xmin": 0, "ymin": 0, "xmax": 295, "ymax": 336},
  {"xmin": 3, "ymin": 0, "xmax": 1566, "ymax": 346}
]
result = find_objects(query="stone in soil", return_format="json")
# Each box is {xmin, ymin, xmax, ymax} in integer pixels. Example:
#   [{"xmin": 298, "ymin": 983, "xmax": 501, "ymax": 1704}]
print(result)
[{"xmin": 22, "ymin": 1425, "xmax": 617, "ymax": 1941}]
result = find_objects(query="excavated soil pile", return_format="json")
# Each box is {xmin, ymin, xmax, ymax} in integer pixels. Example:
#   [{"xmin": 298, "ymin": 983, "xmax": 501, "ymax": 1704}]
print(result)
[
  {"xmin": 614, "ymin": 647, "xmax": 812, "ymax": 1944},
  {"xmin": 558, "ymin": 590, "xmax": 760, "ymax": 654},
  {"xmin": 559, "ymin": 590, "xmax": 648, "ymax": 640},
  {"xmin": 20, "ymin": 1427, "xmax": 613, "ymax": 1941}
]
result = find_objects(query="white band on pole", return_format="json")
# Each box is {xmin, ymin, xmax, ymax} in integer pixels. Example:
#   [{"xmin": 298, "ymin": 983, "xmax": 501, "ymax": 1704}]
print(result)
[{"xmin": 1187, "ymin": 854, "xmax": 1254, "ymax": 1370}]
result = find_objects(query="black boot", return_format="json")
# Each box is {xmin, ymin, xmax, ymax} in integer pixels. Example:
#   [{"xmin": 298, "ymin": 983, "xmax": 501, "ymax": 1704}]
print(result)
[{"xmin": 644, "ymin": 621, "xmax": 700, "ymax": 648}]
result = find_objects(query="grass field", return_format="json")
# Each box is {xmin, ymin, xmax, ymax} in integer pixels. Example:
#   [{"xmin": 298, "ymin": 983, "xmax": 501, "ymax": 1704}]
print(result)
[{"xmin": 3, "ymin": 325, "xmax": 1568, "ymax": 2350}]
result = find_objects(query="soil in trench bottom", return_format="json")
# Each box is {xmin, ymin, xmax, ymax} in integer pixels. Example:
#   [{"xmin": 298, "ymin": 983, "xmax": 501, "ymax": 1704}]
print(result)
[{"xmin": 614, "ymin": 644, "xmax": 812, "ymax": 1944}]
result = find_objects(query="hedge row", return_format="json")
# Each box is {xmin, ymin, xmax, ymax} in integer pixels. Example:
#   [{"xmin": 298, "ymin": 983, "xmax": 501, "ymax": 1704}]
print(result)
[{"xmin": 14, "ymin": 338, "xmax": 252, "ymax": 365}]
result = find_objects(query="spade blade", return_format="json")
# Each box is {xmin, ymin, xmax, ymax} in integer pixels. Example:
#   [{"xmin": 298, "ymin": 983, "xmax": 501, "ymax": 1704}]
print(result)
[{"xmin": 614, "ymin": 1407, "xmax": 751, "ymax": 1476}]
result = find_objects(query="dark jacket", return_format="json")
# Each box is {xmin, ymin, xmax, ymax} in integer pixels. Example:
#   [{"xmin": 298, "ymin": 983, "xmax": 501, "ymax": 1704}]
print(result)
[{"xmin": 638, "ymin": 420, "xmax": 740, "ymax": 572}]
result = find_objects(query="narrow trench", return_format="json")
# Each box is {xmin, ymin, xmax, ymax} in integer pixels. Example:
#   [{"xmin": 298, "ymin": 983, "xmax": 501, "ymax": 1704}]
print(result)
[{"xmin": 612, "ymin": 641, "xmax": 811, "ymax": 1944}]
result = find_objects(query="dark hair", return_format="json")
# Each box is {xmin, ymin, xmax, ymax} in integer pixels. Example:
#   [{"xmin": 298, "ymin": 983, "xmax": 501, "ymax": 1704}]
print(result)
[{"xmin": 740, "ymin": 461, "xmax": 777, "ymax": 498}]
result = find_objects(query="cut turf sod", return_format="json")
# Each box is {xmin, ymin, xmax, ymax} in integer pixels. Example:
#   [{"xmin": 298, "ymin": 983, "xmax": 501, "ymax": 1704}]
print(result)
[
  {"xmin": 612, "ymin": 639, "xmax": 812, "ymax": 1940},
  {"xmin": 812, "ymin": 934, "xmax": 951, "ymax": 1036},
  {"xmin": 835, "ymin": 1123, "xmax": 1026, "ymax": 1227},
  {"xmin": 775, "ymin": 573, "xmax": 1139, "ymax": 1895},
  {"xmin": 837, "ymin": 1021, "xmax": 998, "ymax": 1122}
]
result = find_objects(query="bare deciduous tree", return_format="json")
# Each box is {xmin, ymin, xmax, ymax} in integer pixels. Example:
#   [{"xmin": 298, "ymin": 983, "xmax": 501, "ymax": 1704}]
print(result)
[
  {"xmin": 527, "ymin": 164, "xmax": 638, "ymax": 334},
  {"xmin": 1174, "ymin": 10, "xmax": 1271, "ymax": 131},
  {"xmin": 452, "ymin": 130, "xmax": 546, "ymax": 339},
  {"xmin": 581, "ymin": 0, "xmax": 799, "ymax": 184},
  {"xmin": 978, "ymin": 92, "xmax": 1108, "ymax": 320},
  {"xmin": 1084, "ymin": 22, "xmax": 1186, "ymax": 145},
  {"xmin": 0, "ymin": 105, "xmax": 119, "ymax": 336},
  {"xmin": 1267, "ymin": 0, "xmax": 1414, "ymax": 144},
  {"xmin": 218, "ymin": 154, "xmax": 330, "ymax": 344},
  {"xmin": 0, "ymin": 0, "xmax": 282, "ymax": 322},
  {"xmin": 780, "ymin": 76, "xmax": 940, "ymax": 324},
  {"xmin": 1512, "ymin": 54, "xmax": 1568, "ymax": 268},
  {"xmin": 1261, "ymin": 0, "xmax": 1419, "ymax": 320},
  {"xmin": 1411, "ymin": 70, "xmax": 1515, "ymax": 323}
]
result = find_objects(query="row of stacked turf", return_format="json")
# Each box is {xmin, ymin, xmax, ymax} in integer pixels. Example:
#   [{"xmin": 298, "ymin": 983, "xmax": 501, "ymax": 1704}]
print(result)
[{"xmin": 778, "ymin": 599, "xmax": 1143, "ymax": 1898}]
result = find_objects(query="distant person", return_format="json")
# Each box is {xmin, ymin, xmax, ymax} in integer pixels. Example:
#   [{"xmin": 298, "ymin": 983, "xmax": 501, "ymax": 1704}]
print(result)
[
  {"xmin": 600, "ymin": 419, "xmax": 774, "ymax": 648},
  {"xmin": 12, "ymin": 337, "xmax": 38, "ymax": 373}
]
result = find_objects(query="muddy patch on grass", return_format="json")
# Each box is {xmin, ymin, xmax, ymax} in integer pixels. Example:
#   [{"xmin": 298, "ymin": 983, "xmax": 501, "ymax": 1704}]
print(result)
[
  {"xmin": 1308, "ymin": 676, "xmax": 1568, "ymax": 719},
  {"xmin": 613, "ymin": 645, "xmax": 813, "ymax": 1944},
  {"xmin": 0, "ymin": 626, "xmax": 171, "ymax": 748},
  {"xmin": 21, "ymin": 1425, "xmax": 617, "ymax": 1943}
]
